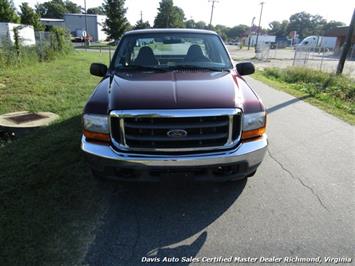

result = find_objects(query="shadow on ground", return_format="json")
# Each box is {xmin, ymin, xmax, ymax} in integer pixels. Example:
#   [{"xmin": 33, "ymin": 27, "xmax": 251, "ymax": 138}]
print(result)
[
  {"xmin": 0, "ymin": 115, "xmax": 247, "ymax": 265},
  {"xmin": 266, "ymin": 95, "xmax": 311, "ymax": 114},
  {"xmin": 0, "ymin": 116, "xmax": 106, "ymax": 265},
  {"xmin": 86, "ymin": 178, "xmax": 246, "ymax": 265}
]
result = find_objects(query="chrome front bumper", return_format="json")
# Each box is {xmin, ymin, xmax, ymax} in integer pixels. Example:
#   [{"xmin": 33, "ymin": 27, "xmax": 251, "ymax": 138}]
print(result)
[{"xmin": 81, "ymin": 134, "xmax": 267, "ymax": 169}]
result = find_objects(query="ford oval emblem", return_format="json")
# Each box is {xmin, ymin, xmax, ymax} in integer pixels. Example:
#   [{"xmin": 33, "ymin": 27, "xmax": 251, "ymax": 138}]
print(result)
[{"xmin": 167, "ymin": 129, "xmax": 188, "ymax": 138}]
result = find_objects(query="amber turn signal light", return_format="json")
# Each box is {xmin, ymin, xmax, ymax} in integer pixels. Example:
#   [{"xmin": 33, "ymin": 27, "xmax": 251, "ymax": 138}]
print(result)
[
  {"xmin": 241, "ymin": 127, "xmax": 266, "ymax": 140},
  {"xmin": 83, "ymin": 129, "xmax": 110, "ymax": 143}
]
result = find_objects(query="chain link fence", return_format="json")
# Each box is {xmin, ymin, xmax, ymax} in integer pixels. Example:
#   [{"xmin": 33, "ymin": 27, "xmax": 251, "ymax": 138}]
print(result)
[
  {"xmin": 255, "ymin": 42, "xmax": 271, "ymax": 61},
  {"xmin": 292, "ymin": 44, "xmax": 355, "ymax": 74},
  {"xmin": 228, "ymin": 43, "xmax": 355, "ymax": 77},
  {"xmin": 0, "ymin": 28, "xmax": 73, "ymax": 69}
]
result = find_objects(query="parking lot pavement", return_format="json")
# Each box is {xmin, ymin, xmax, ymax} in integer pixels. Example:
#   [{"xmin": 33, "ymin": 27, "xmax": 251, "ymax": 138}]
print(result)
[
  {"xmin": 85, "ymin": 78, "xmax": 354, "ymax": 265},
  {"xmin": 227, "ymin": 45, "xmax": 355, "ymax": 76}
]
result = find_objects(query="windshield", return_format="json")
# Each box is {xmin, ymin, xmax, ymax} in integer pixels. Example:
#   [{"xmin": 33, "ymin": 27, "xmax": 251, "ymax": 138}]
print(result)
[{"xmin": 112, "ymin": 32, "xmax": 233, "ymax": 71}]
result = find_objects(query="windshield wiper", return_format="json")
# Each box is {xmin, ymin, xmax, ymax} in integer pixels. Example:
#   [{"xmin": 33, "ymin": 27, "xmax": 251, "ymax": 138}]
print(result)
[
  {"xmin": 168, "ymin": 65, "xmax": 227, "ymax": 72},
  {"xmin": 117, "ymin": 65, "xmax": 167, "ymax": 72}
]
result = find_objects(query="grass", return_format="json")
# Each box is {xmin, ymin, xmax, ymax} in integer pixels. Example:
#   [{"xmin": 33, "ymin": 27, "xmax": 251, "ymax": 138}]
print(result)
[
  {"xmin": 0, "ymin": 51, "xmax": 111, "ymax": 265},
  {"xmin": 0, "ymin": 27, "xmax": 73, "ymax": 70},
  {"xmin": 253, "ymin": 67, "xmax": 355, "ymax": 125}
]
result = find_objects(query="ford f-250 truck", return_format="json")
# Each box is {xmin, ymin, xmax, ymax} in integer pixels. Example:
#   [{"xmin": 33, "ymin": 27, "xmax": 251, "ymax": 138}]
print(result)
[{"xmin": 81, "ymin": 29, "xmax": 267, "ymax": 181}]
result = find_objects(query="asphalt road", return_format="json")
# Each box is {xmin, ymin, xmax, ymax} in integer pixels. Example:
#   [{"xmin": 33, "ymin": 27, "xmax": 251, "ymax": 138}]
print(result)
[{"xmin": 85, "ymin": 78, "xmax": 355, "ymax": 265}]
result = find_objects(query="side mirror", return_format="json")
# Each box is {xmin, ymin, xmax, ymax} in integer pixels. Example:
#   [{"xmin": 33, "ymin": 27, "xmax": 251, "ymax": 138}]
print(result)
[
  {"xmin": 236, "ymin": 62, "xmax": 255, "ymax": 76},
  {"xmin": 90, "ymin": 63, "xmax": 108, "ymax": 77}
]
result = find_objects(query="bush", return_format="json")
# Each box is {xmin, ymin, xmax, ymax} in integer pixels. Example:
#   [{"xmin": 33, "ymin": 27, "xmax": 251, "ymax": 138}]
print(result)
[
  {"xmin": 49, "ymin": 27, "xmax": 73, "ymax": 55},
  {"xmin": 0, "ymin": 26, "xmax": 73, "ymax": 70},
  {"xmin": 262, "ymin": 67, "xmax": 355, "ymax": 103}
]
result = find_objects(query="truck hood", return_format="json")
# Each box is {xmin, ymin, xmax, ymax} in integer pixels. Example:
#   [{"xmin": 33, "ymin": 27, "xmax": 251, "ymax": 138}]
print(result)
[{"xmin": 108, "ymin": 71, "xmax": 261, "ymax": 112}]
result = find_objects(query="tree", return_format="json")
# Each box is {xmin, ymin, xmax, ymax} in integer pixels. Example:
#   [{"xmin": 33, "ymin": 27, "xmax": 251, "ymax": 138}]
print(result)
[
  {"xmin": 268, "ymin": 20, "xmax": 289, "ymax": 37},
  {"xmin": 154, "ymin": 0, "xmax": 185, "ymax": 28},
  {"xmin": 19, "ymin": 2, "xmax": 44, "ymax": 30},
  {"xmin": 87, "ymin": 6, "xmax": 105, "ymax": 15},
  {"xmin": 0, "ymin": 0, "xmax": 20, "ymax": 23},
  {"xmin": 227, "ymin": 24, "xmax": 249, "ymax": 39},
  {"xmin": 214, "ymin": 24, "xmax": 230, "ymax": 40},
  {"xmin": 195, "ymin": 21, "xmax": 207, "ymax": 29},
  {"xmin": 36, "ymin": 0, "xmax": 81, "ymax": 19},
  {"xmin": 322, "ymin": 20, "xmax": 345, "ymax": 34},
  {"xmin": 287, "ymin": 12, "xmax": 327, "ymax": 39},
  {"xmin": 64, "ymin": 0, "xmax": 81, "ymax": 13},
  {"xmin": 185, "ymin": 19, "xmax": 196, "ymax": 28},
  {"xmin": 102, "ymin": 0, "xmax": 129, "ymax": 40},
  {"xmin": 133, "ymin": 19, "xmax": 151, "ymax": 30}
]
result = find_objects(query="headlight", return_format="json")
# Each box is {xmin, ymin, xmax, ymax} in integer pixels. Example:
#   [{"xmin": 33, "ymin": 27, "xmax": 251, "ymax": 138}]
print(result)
[
  {"xmin": 243, "ymin": 112, "xmax": 266, "ymax": 131},
  {"xmin": 242, "ymin": 112, "xmax": 266, "ymax": 140},
  {"xmin": 83, "ymin": 114, "xmax": 109, "ymax": 133},
  {"xmin": 83, "ymin": 114, "xmax": 110, "ymax": 142}
]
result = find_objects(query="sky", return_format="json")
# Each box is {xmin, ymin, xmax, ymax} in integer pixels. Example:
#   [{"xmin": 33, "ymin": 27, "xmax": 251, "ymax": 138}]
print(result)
[{"xmin": 13, "ymin": 0, "xmax": 355, "ymax": 28}]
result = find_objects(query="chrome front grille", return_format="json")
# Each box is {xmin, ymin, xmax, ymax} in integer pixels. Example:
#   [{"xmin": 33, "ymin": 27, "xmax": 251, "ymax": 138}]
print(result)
[{"xmin": 110, "ymin": 109, "xmax": 242, "ymax": 153}]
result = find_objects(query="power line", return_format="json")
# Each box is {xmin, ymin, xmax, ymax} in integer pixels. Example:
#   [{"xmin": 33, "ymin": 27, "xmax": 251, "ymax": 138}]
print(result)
[{"xmin": 209, "ymin": 0, "xmax": 219, "ymax": 29}]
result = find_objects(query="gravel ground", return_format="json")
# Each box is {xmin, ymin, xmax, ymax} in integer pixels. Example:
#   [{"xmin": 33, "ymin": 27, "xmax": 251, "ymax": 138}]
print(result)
[{"xmin": 227, "ymin": 45, "xmax": 355, "ymax": 77}]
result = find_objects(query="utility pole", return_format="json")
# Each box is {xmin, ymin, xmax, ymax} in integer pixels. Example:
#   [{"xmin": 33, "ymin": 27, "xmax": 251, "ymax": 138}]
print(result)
[
  {"xmin": 140, "ymin": 11, "xmax": 143, "ymax": 22},
  {"xmin": 248, "ymin": 17, "xmax": 256, "ymax": 50},
  {"xmin": 209, "ymin": 0, "xmax": 219, "ymax": 29},
  {"xmin": 84, "ymin": 0, "xmax": 89, "ymax": 47},
  {"xmin": 255, "ymin": 1, "xmax": 264, "ymax": 52},
  {"xmin": 336, "ymin": 8, "xmax": 355, "ymax": 75}
]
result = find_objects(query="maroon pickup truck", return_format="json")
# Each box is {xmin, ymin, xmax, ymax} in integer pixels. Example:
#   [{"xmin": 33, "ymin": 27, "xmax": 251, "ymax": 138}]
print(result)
[{"xmin": 81, "ymin": 29, "xmax": 267, "ymax": 181}]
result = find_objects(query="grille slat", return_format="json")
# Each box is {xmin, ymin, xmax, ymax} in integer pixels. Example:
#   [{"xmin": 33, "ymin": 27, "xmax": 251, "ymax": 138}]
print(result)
[
  {"xmin": 124, "ymin": 120, "xmax": 229, "ymax": 129},
  {"xmin": 110, "ymin": 110, "xmax": 241, "ymax": 152},
  {"xmin": 125, "ymin": 132, "xmax": 228, "ymax": 142}
]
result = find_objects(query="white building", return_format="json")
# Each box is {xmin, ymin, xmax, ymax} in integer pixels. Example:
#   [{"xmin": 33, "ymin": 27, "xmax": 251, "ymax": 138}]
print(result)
[
  {"xmin": 40, "ymin": 18, "xmax": 65, "ymax": 28},
  {"xmin": 64, "ymin": 14, "xmax": 108, "ymax": 42},
  {"xmin": 0, "ymin": 23, "xmax": 36, "ymax": 46},
  {"xmin": 40, "ymin": 14, "xmax": 108, "ymax": 42},
  {"xmin": 246, "ymin": 35, "xmax": 276, "ymax": 47}
]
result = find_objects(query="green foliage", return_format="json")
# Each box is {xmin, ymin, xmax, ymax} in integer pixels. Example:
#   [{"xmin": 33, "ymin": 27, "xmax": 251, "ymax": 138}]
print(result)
[
  {"xmin": 154, "ymin": 0, "xmax": 185, "ymax": 28},
  {"xmin": 212, "ymin": 24, "xmax": 226, "ymax": 40},
  {"xmin": 0, "ymin": 0, "xmax": 20, "ymax": 23},
  {"xmin": 35, "ymin": 0, "xmax": 81, "ymax": 19},
  {"xmin": 287, "ymin": 12, "xmax": 328, "ymax": 39},
  {"xmin": 268, "ymin": 20, "xmax": 289, "ymax": 37},
  {"xmin": 35, "ymin": 28, "xmax": 73, "ymax": 62},
  {"xmin": 102, "ymin": 0, "xmax": 129, "ymax": 40},
  {"xmin": 227, "ymin": 24, "xmax": 249, "ymax": 39},
  {"xmin": 49, "ymin": 26, "xmax": 72, "ymax": 53},
  {"xmin": 185, "ymin": 19, "xmax": 196, "ymax": 29},
  {"xmin": 262, "ymin": 67, "xmax": 355, "ymax": 114},
  {"xmin": 322, "ymin": 20, "xmax": 346, "ymax": 33},
  {"xmin": 0, "ymin": 26, "xmax": 73, "ymax": 68},
  {"xmin": 64, "ymin": 0, "xmax": 81, "ymax": 13},
  {"xmin": 185, "ymin": 19, "xmax": 208, "ymax": 30},
  {"xmin": 19, "ymin": 2, "xmax": 45, "ymax": 30},
  {"xmin": 195, "ymin": 21, "xmax": 207, "ymax": 29},
  {"xmin": 133, "ymin": 19, "xmax": 151, "ymax": 30},
  {"xmin": 87, "ymin": 6, "xmax": 105, "ymax": 15}
]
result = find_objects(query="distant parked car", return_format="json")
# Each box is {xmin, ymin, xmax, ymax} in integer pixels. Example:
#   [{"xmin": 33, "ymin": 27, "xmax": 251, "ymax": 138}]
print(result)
[
  {"xmin": 227, "ymin": 40, "xmax": 240, "ymax": 46},
  {"xmin": 71, "ymin": 29, "xmax": 93, "ymax": 42}
]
